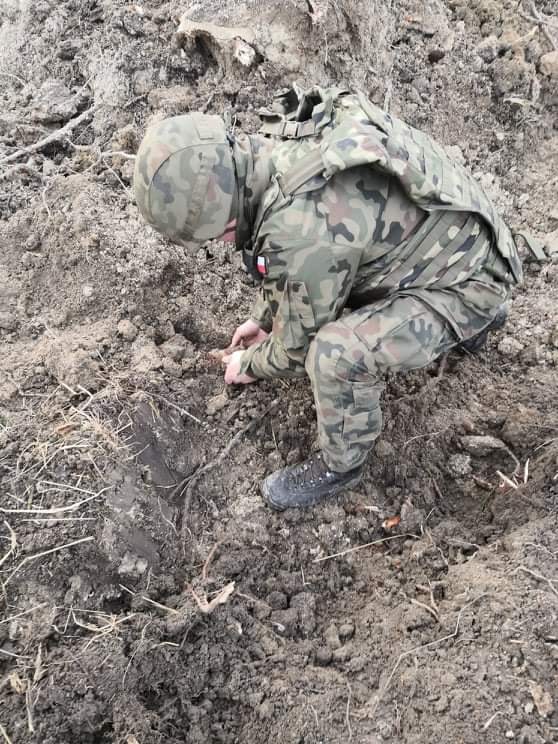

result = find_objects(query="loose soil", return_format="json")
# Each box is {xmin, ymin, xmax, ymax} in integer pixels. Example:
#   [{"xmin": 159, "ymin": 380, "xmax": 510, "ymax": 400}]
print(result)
[{"xmin": 1, "ymin": 1, "xmax": 557, "ymax": 743}]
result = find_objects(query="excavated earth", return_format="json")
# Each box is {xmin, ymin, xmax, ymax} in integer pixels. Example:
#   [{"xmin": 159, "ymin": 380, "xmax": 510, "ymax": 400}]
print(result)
[{"xmin": 1, "ymin": 1, "xmax": 557, "ymax": 742}]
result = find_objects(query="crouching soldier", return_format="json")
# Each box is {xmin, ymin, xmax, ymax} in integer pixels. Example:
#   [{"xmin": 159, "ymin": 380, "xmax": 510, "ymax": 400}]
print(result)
[{"xmin": 133, "ymin": 86, "xmax": 521, "ymax": 510}]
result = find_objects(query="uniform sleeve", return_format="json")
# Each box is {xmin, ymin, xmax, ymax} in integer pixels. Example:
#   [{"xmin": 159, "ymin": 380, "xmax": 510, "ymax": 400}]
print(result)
[
  {"xmin": 239, "ymin": 239, "xmax": 362, "ymax": 379},
  {"xmin": 249, "ymin": 290, "xmax": 273, "ymax": 332}
]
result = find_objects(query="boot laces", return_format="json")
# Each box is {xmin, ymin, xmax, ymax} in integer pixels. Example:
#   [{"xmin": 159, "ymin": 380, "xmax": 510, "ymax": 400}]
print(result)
[{"xmin": 289, "ymin": 454, "xmax": 333, "ymax": 489}]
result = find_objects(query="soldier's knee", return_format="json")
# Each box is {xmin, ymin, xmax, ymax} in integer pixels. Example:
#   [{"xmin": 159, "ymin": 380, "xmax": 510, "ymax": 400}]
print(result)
[{"xmin": 305, "ymin": 322, "xmax": 354, "ymax": 382}]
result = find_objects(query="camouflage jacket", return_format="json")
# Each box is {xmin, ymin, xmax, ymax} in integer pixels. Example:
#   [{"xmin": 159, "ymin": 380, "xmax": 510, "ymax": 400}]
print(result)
[{"xmin": 238, "ymin": 88, "xmax": 520, "ymax": 379}]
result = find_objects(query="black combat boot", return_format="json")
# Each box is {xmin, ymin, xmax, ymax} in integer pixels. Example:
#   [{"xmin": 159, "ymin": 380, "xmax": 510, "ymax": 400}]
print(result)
[
  {"xmin": 457, "ymin": 304, "xmax": 509, "ymax": 354},
  {"xmin": 261, "ymin": 452, "xmax": 363, "ymax": 511}
]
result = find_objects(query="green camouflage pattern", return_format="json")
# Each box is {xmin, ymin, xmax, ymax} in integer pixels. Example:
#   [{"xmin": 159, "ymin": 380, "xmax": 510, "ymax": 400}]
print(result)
[
  {"xmin": 256, "ymin": 88, "xmax": 522, "ymax": 284},
  {"xmin": 304, "ymin": 263, "xmax": 510, "ymax": 471},
  {"xmin": 133, "ymin": 113, "xmax": 235, "ymax": 243},
  {"xmin": 235, "ymin": 87, "xmax": 519, "ymax": 469}
]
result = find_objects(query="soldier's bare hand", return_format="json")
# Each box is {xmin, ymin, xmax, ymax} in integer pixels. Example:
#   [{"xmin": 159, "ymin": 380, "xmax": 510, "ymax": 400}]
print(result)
[
  {"xmin": 223, "ymin": 350, "xmax": 256, "ymax": 385},
  {"xmin": 231, "ymin": 319, "xmax": 269, "ymax": 349}
]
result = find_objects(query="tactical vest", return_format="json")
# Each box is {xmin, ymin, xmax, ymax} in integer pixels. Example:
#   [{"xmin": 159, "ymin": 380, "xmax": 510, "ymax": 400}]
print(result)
[{"xmin": 257, "ymin": 87, "xmax": 523, "ymax": 284}]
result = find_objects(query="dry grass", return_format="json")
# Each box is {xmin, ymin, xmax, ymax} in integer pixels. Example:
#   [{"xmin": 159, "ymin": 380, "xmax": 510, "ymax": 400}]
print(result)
[{"xmin": 4, "ymin": 379, "xmax": 134, "ymax": 509}]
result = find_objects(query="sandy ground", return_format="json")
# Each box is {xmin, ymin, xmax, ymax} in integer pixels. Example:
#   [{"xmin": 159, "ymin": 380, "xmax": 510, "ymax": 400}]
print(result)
[{"xmin": 1, "ymin": 0, "xmax": 557, "ymax": 742}]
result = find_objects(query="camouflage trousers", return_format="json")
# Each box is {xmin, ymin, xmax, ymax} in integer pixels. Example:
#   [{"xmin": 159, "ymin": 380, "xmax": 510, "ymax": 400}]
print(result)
[{"xmin": 304, "ymin": 260, "xmax": 512, "ymax": 472}]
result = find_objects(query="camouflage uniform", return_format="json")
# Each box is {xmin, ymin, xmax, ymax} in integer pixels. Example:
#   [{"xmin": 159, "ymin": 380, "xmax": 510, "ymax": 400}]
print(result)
[
  {"xmin": 234, "ymin": 89, "xmax": 520, "ymax": 472},
  {"xmin": 134, "ymin": 88, "xmax": 520, "ymax": 475}
]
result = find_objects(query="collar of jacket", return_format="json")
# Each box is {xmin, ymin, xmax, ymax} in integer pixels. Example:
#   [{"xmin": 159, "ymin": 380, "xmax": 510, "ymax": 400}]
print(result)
[{"xmin": 232, "ymin": 133, "xmax": 275, "ymax": 259}]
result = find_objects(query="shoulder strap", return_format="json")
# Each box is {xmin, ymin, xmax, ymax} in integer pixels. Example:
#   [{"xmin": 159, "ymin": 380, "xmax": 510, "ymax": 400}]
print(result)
[
  {"xmin": 276, "ymin": 148, "xmax": 325, "ymax": 194},
  {"xmin": 259, "ymin": 118, "xmax": 318, "ymax": 139},
  {"xmin": 513, "ymin": 231, "xmax": 548, "ymax": 262}
]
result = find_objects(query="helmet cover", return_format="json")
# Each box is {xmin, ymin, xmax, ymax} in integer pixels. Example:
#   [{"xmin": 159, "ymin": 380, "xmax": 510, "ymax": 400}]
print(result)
[{"xmin": 134, "ymin": 113, "xmax": 235, "ymax": 242}]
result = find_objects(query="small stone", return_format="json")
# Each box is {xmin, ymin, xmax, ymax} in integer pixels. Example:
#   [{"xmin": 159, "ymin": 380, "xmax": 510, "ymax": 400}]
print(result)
[
  {"xmin": 131, "ymin": 338, "xmax": 163, "ymax": 373},
  {"xmin": 0, "ymin": 312, "xmax": 16, "ymax": 331},
  {"xmin": 57, "ymin": 38, "xmax": 82, "ymax": 60},
  {"xmin": 148, "ymin": 85, "xmax": 192, "ymax": 112},
  {"xmin": 324, "ymin": 623, "xmax": 341, "ymax": 650},
  {"xmin": 162, "ymin": 358, "xmax": 182, "ymax": 378},
  {"xmin": 160, "ymin": 342, "xmax": 186, "ymax": 362},
  {"xmin": 290, "ymin": 592, "xmax": 316, "ymax": 635},
  {"xmin": 30, "ymin": 78, "xmax": 78, "ymax": 123},
  {"xmin": 270, "ymin": 608, "xmax": 298, "ymax": 637},
  {"xmin": 110, "ymin": 124, "xmax": 138, "ymax": 154},
  {"xmin": 461, "ymin": 435, "xmax": 508, "ymax": 456},
  {"xmin": 374, "ymin": 439, "xmax": 395, "ymax": 458},
  {"xmin": 315, "ymin": 646, "xmax": 332, "ymax": 666},
  {"xmin": 524, "ymin": 701, "xmax": 534, "ymax": 714},
  {"xmin": 266, "ymin": 591, "xmax": 288, "ymax": 610},
  {"xmin": 338, "ymin": 622, "xmax": 355, "ymax": 641},
  {"xmin": 476, "ymin": 35, "xmax": 499, "ymax": 63},
  {"xmin": 528, "ymin": 681, "xmax": 554, "ymax": 718},
  {"xmin": 448, "ymin": 453, "xmax": 472, "ymax": 477},
  {"xmin": 233, "ymin": 38, "xmax": 256, "ymax": 67},
  {"xmin": 117, "ymin": 319, "xmax": 138, "ymax": 341},
  {"xmin": 498, "ymin": 336, "xmax": 524, "ymax": 357},
  {"xmin": 428, "ymin": 47, "xmax": 445, "ymax": 63},
  {"xmin": 399, "ymin": 500, "xmax": 425, "ymax": 532},
  {"xmin": 332, "ymin": 644, "xmax": 352, "ymax": 662},
  {"xmin": 412, "ymin": 75, "xmax": 430, "ymax": 95},
  {"xmin": 266, "ymin": 450, "xmax": 284, "ymax": 470},
  {"xmin": 519, "ymin": 344, "xmax": 543, "ymax": 365},
  {"xmin": 133, "ymin": 69, "xmax": 153, "ymax": 95},
  {"xmin": 82, "ymin": 284, "xmax": 94, "ymax": 298},
  {"xmin": 539, "ymin": 50, "xmax": 558, "ymax": 78},
  {"xmin": 257, "ymin": 700, "xmax": 274, "ymax": 720},
  {"xmin": 405, "ymin": 604, "xmax": 436, "ymax": 630},
  {"xmin": 118, "ymin": 552, "xmax": 148, "ymax": 576},
  {"xmin": 505, "ymin": 731, "xmax": 514, "ymax": 739},
  {"xmin": 206, "ymin": 391, "xmax": 229, "ymax": 415}
]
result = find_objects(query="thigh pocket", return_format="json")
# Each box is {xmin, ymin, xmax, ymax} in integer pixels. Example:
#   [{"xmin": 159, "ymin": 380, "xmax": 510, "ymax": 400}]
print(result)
[
  {"xmin": 342, "ymin": 408, "xmax": 381, "ymax": 446},
  {"xmin": 273, "ymin": 280, "xmax": 316, "ymax": 349}
]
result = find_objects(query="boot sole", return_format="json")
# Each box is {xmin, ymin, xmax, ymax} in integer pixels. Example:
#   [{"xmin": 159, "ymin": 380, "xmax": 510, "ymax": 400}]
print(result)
[{"xmin": 261, "ymin": 472, "xmax": 363, "ymax": 511}]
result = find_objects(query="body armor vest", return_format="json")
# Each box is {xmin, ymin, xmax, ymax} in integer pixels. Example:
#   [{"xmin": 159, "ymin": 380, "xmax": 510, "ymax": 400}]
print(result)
[{"xmin": 257, "ymin": 87, "xmax": 522, "ymax": 284}]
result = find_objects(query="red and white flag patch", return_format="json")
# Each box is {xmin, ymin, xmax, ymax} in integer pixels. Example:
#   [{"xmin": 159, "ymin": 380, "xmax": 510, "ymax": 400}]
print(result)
[{"xmin": 256, "ymin": 255, "xmax": 268, "ymax": 276}]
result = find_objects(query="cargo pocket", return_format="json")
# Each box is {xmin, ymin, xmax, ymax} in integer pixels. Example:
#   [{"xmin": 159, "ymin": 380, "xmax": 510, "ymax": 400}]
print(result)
[
  {"xmin": 273, "ymin": 280, "xmax": 316, "ymax": 350},
  {"xmin": 341, "ymin": 382, "xmax": 382, "ymax": 447}
]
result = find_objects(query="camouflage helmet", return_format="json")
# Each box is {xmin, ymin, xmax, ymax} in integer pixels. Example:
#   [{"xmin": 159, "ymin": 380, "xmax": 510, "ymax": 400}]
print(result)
[{"xmin": 133, "ymin": 113, "xmax": 235, "ymax": 243}]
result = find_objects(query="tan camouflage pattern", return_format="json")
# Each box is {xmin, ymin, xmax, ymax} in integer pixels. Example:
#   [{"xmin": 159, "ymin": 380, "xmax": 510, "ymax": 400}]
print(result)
[{"xmin": 133, "ymin": 113, "xmax": 235, "ymax": 242}]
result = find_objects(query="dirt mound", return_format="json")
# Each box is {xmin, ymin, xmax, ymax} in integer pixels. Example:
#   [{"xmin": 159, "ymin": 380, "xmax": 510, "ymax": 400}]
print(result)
[{"xmin": 1, "ymin": 1, "xmax": 557, "ymax": 742}]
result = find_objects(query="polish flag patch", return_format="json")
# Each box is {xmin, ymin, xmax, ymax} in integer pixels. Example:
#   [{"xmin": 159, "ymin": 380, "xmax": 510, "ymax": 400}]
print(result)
[{"xmin": 256, "ymin": 255, "xmax": 268, "ymax": 276}]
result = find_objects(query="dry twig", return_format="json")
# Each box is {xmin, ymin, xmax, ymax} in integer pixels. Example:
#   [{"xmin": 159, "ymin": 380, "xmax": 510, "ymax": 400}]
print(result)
[
  {"xmin": 1, "ymin": 487, "xmax": 108, "ymax": 515},
  {"xmin": 188, "ymin": 582, "xmax": 235, "ymax": 614},
  {"xmin": 519, "ymin": 0, "xmax": 558, "ymax": 49},
  {"xmin": 119, "ymin": 584, "xmax": 179, "ymax": 614},
  {"xmin": 0, "ymin": 604, "xmax": 47, "ymax": 626},
  {"xmin": 4, "ymin": 536, "xmax": 94, "ymax": 587},
  {"xmin": 178, "ymin": 400, "xmax": 279, "ymax": 539},
  {"xmin": 0, "ymin": 106, "xmax": 97, "ymax": 166},
  {"xmin": 202, "ymin": 541, "xmax": 223, "ymax": 581},
  {"xmin": 513, "ymin": 565, "xmax": 558, "ymax": 598},
  {"xmin": 0, "ymin": 723, "xmax": 13, "ymax": 744},
  {"xmin": 0, "ymin": 522, "xmax": 17, "ymax": 569},
  {"xmin": 313, "ymin": 533, "xmax": 415, "ymax": 563},
  {"xmin": 372, "ymin": 594, "xmax": 487, "ymax": 715}
]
